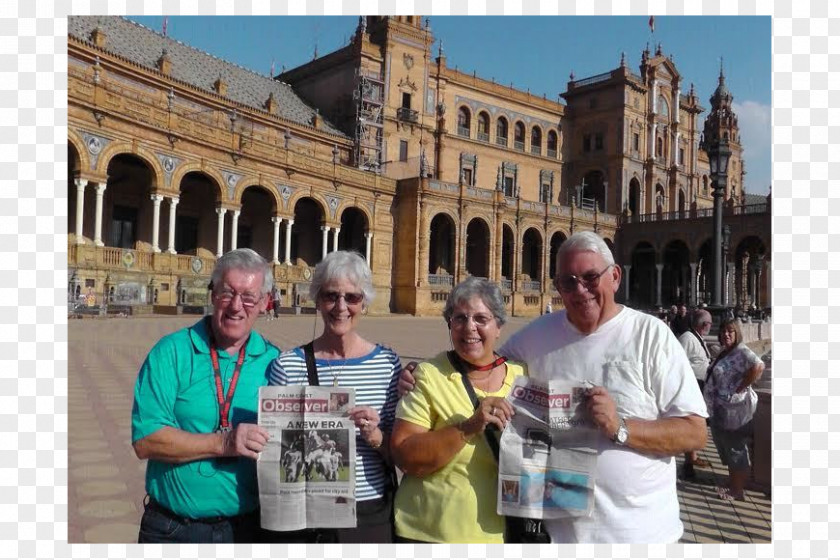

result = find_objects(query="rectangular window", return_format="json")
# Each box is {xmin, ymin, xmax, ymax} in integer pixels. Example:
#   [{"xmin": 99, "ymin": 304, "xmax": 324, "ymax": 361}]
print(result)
[
  {"xmin": 679, "ymin": 148, "xmax": 685, "ymax": 165},
  {"xmin": 583, "ymin": 134, "xmax": 591, "ymax": 153},
  {"xmin": 540, "ymin": 183, "xmax": 551, "ymax": 203},
  {"xmin": 595, "ymin": 133, "xmax": 604, "ymax": 151},
  {"xmin": 84, "ymin": 278, "xmax": 96, "ymax": 288},
  {"xmin": 633, "ymin": 133, "xmax": 640, "ymax": 151},
  {"xmin": 463, "ymin": 168, "xmax": 473, "ymax": 186},
  {"xmin": 504, "ymin": 176, "xmax": 515, "ymax": 197},
  {"xmin": 399, "ymin": 140, "xmax": 408, "ymax": 162},
  {"xmin": 402, "ymin": 92, "xmax": 411, "ymax": 109}
]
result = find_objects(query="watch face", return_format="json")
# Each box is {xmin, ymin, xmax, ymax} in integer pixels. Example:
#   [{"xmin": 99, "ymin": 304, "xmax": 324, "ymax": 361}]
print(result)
[{"xmin": 616, "ymin": 426, "xmax": 629, "ymax": 444}]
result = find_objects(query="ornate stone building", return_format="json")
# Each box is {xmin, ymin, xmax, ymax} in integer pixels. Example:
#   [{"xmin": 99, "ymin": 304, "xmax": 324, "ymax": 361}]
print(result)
[{"xmin": 67, "ymin": 16, "xmax": 770, "ymax": 317}]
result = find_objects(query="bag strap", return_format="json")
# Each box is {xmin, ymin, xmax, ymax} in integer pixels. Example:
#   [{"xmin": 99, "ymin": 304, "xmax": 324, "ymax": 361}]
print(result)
[
  {"xmin": 691, "ymin": 329, "xmax": 711, "ymax": 360},
  {"xmin": 302, "ymin": 341, "xmax": 319, "ymax": 386},
  {"xmin": 447, "ymin": 351, "xmax": 501, "ymax": 461}
]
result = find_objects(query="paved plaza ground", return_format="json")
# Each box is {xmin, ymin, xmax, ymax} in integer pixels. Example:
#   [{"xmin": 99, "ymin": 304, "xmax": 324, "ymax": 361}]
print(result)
[{"xmin": 67, "ymin": 313, "xmax": 771, "ymax": 544}]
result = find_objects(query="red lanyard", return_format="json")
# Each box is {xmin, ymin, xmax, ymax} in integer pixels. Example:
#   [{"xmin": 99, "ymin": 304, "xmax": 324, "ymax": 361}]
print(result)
[{"xmin": 207, "ymin": 324, "xmax": 247, "ymax": 433}]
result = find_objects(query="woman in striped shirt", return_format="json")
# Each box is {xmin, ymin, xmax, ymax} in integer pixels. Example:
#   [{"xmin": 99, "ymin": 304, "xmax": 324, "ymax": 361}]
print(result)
[{"xmin": 267, "ymin": 250, "xmax": 400, "ymax": 543}]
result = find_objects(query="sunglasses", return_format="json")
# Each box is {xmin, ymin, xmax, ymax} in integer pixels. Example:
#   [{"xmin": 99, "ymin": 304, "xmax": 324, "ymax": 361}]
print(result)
[
  {"xmin": 555, "ymin": 265, "xmax": 613, "ymax": 293},
  {"xmin": 319, "ymin": 291, "xmax": 365, "ymax": 305}
]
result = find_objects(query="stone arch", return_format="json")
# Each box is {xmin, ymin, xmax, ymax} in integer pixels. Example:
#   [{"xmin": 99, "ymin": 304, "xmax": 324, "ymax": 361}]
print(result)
[
  {"xmin": 630, "ymin": 240, "xmax": 657, "ymax": 307},
  {"xmin": 338, "ymin": 206, "xmax": 370, "ymax": 255},
  {"xmin": 232, "ymin": 174, "xmax": 282, "ymax": 210},
  {"xmin": 429, "ymin": 212, "xmax": 457, "ymax": 276},
  {"xmin": 335, "ymin": 201, "xmax": 373, "ymax": 231},
  {"xmin": 287, "ymin": 191, "xmax": 329, "ymax": 223},
  {"xmin": 520, "ymin": 227, "xmax": 543, "ymax": 281},
  {"xmin": 96, "ymin": 141, "xmax": 164, "ymax": 190},
  {"xmin": 662, "ymin": 239, "xmax": 691, "ymax": 305},
  {"xmin": 238, "ymin": 184, "xmax": 279, "ymax": 258},
  {"xmin": 465, "ymin": 216, "xmax": 491, "ymax": 278},
  {"xmin": 68, "ymin": 129, "xmax": 91, "ymax": 174},
  {"xmin": 170, "ymin": 162, "xmax": 226, "ymax": 203}
]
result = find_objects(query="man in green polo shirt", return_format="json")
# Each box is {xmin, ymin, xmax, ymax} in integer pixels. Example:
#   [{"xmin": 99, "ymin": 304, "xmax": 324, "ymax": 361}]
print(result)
[{"xmin": 131, "ymin": 248, "xmax": 280, "ymax": 543}]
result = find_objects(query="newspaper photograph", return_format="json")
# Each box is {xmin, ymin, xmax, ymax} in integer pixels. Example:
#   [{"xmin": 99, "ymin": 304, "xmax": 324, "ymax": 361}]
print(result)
[
  {"xmin": 257, "ymin": 385, "xmax": 356, "ymax": 531},
  {"xmin": 497, "ymin": 377, "xmax": 599, "ymax": 520}
]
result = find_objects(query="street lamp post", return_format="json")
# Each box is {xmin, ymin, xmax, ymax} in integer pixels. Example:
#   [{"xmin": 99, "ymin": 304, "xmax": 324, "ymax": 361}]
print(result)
[{"xmin": 701, "ymin": 133, "xmax": 731, "ymax": 307}]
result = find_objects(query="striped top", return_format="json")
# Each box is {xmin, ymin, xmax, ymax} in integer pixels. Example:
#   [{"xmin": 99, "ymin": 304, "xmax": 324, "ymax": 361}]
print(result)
[{"xmin": 268, "ymin": 344, "xmax": 401, "ymax": 501}]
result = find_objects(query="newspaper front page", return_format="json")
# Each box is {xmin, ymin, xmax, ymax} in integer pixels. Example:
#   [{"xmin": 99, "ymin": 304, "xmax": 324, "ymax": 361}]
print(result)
[
  {"xmin": 497, "ymin": 377, "xmax": 599, "ymax": 519},
  {"xmin": 257, "ymin": 385, "xmax": 357, "ymax": 531}
]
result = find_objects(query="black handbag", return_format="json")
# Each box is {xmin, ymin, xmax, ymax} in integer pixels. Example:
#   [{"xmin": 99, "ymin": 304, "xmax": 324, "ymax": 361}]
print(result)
[{"xmin": 447, "ymin": 352, "xmax": 551, "ymax": 544}]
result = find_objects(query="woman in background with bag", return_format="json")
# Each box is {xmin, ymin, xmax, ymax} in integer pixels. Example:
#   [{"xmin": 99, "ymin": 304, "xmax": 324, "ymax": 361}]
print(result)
[{"xmin": 703, "ymin": 318, "xmax": 765, "ymax": 501}]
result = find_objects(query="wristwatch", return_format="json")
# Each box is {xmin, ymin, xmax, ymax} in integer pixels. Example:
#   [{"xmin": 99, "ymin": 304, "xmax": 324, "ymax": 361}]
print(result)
[{"xmin": 612, "ymin": 417, "xmax": 629, "ymax": 446}]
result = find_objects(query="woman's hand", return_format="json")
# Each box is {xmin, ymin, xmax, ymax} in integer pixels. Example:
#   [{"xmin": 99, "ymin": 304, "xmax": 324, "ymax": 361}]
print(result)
[
  {"xmin": 347, "ymin": 405, "xmax": 383, "ymax": 448},
  {"xmin": 459, "ymin": 396, "xmax": 514, "ymax": 438}
]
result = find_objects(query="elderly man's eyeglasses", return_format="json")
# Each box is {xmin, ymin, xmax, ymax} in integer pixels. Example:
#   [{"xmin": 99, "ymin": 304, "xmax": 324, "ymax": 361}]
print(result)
[
  {"xmin": 450, "ymin": 314, "xmax": 496, "ymax": 328},
  {"xmin": 320, "ymin": 291, "xmax": 365, "ymax": 305},
  {"xmin": 214, "ymin": 289, "xmax": 262, "ymax": 308},
  {"xmin": 555, "ymin": 265, "xmax": 613, "ymax": 293}
]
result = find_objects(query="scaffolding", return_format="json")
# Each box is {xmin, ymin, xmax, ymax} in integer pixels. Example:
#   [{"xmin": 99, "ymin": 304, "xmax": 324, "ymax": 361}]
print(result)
[{"xmin": 354, "ymin": 69, "xmax": 384, "ymax": 172}]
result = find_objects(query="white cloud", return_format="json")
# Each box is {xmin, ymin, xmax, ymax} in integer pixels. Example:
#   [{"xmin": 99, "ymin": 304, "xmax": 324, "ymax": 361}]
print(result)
[{"xmin": 733, "ymin": 100, "xmax": 772, "ymax": 194}]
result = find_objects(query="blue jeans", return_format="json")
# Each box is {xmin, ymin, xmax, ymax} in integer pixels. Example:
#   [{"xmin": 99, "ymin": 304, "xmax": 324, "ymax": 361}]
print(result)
[{"xmin": 138, "ymin": 499, "xmax": 261, "ymax": 544}]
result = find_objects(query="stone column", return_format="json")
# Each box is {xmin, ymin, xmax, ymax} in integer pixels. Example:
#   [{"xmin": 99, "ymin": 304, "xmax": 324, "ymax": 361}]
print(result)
[
  {"xmin": 623, "ymin": 264, "xmax": 632, "ymax": 302},
  {"xmin": 321, "ymin": 226, "xmax": 330, "ymax": 259},
  {"xmin": 230, "ymin": 209, "xmax": 240, "ymax": 251},
  {"xmin": 74, "ymin": 178, "xmax": 87, "ymax": 244},
  {"xmin": 364, "ymin": 232, "xmax": 373, "ymax": 266},
  {"xmin": 150, "ymin": 194, "xmax": 163, "ymax": 253},
  {"xmin": 418, "ymin": 201, "xmax": 429, "ymax": 285},
  {"xmin": 655, "ymin": 263, "xmax": 663, "ymax": 307},
  {"xmin": 726, "ymin": 262, "xmax": 736, "ymax": 306},
  {"xmin": 93, "ymin": 183, "xmax": 107, "ymax": 247},
  {"xmin": 216, "ymin": 207, "xmax": 227, "ymax": 257},
  {"xmin": 271, "ymin": 217, "xmax": 282, "ymax": 264},
  {"xmin": 284, "ymin": 219, "xmax": 294, "ymax": 264},
  {"xmin": 332, "ymin": 227, "xmax": 340, "ymax": 252},
  {"xmin": 167, "ymin": 197, "xmax": 179, "ymax": 254},
  {"xmin": 764, "ymin": 259, "xmax": 772, "ymax": 308},
  {"xmin": 689, "ymin": 262, "xmax": 697, "ymax": 306}
]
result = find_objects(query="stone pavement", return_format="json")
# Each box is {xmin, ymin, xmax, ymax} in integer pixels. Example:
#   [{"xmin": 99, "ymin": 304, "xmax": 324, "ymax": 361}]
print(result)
[{"xmin": 67, "ymin": 313, "xmax": 771, "ymax": 543}]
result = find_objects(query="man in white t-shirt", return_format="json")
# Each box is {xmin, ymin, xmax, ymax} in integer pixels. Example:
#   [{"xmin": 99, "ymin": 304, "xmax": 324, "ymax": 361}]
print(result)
[
  {"xmin": 678, "ymin": 309, "xmax": 713, "ymax": 479},
  {"xmin": 497, "ymin": 231, "xmax": 707, "ymax": 543}
]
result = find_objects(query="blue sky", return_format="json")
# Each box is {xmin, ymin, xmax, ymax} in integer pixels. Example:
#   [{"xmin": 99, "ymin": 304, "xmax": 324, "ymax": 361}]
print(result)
[{"xmin": 128, "ymin": 15, "xmax": 771, "ymax": 194}]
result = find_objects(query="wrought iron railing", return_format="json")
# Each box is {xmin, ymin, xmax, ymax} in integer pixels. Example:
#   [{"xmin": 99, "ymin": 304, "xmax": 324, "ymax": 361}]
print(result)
[
  {"xmin": 496, "ymin": 137, "xmax": 508, "ymax": 147},
  {"xmin": 457, "ymin": 126, "xmax": 470, "ymax": 138},
  {"xmin": 477, "ymin": 131, "xmax": 489, "ymax": 142},
  {"xmin": 514, "ymin": 140, "xmax": 525, "ymax": 151},
  {"xmin": 428, "ymin": 274, "xmax": 454, "ymax": 287},
  {"xmin": 397, "ymin": 107, "xmax": 419, "ymax": 122},
  {"xmin": 531, "ymin": 145, "xmax": 541, "ymax": 156},
  {"xmin": 521, "ymin": 280, "xmax": 541, "ymax": 292}
]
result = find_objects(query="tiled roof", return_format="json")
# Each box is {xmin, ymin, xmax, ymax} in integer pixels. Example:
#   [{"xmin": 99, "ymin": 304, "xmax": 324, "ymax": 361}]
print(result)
[
  {"xmin": 67, "ymin": 16, "xmax": 347, "ymax": 137},
  {"xmin": 744, "ymin": 192, "xmax": 769, "ymax": 205}
]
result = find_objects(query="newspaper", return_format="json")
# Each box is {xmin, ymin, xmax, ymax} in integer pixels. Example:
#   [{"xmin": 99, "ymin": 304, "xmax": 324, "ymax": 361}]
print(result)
[
  {"xmin": 257, "ymin": 385, "xmax": 357, "ymax": 531},
  {"xmin": 497, "ymin": 377, "xmax": 599, "ymax": 519}
]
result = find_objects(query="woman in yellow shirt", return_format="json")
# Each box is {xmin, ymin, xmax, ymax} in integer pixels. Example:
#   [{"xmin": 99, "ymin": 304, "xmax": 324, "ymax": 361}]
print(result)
[{"xmin": 390, "ymin": 277, "xmax": 525, "ymax": 543}]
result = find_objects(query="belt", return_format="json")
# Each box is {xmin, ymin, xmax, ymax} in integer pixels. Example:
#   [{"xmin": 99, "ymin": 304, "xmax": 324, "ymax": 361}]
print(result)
[{"xmin": 145, "ymin": 497, "xmax": 256, "ymax": 525}]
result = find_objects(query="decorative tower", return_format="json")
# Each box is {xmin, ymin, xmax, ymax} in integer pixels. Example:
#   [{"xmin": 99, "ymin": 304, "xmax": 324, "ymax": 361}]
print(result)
[{"xmin": 701, "ymin": 63, "xmax": 743, "ymax": 201}]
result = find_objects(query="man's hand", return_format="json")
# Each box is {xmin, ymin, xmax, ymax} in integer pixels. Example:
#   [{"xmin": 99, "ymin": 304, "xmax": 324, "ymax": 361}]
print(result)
[
  {"xmin": 397, "ymin": 361, "xmax": 418, "ymax": 397},
  {"xmin": 222, "ymin": 423, "xmax": 270, "ymax": 460},
  {"xmin": 585, "ymin": 386, "xmax": 620, "ymax": 440}
]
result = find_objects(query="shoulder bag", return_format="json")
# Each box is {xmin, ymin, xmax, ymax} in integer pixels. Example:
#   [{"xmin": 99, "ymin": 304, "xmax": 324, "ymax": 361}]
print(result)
[{"xmin": 447, "ymin": 351, "xmax": 550, "ymax": 544}]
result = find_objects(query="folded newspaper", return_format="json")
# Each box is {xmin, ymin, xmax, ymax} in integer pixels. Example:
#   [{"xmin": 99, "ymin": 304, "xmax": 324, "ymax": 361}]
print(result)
[
  {"xmin": 497, "ymin": 377, "xmax": 599, "ymax": 519},
  {"xmin": 257, "ymin": 385, "xmax": 357, "ymax": 531}
]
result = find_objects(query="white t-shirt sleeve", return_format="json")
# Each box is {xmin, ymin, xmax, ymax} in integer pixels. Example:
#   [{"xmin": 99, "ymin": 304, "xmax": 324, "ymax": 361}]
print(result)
[{"xmin": 650, "ymin": 322, "xmax": 708, "ymax": 419}]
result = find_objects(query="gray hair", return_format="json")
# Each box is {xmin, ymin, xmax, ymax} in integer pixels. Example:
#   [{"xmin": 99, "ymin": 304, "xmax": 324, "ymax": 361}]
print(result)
[
  {"xmin": 555, "ymin": 231, "xmax": 615, "ymax": 276},
  {"xmin": 210, "ymin": 248, "xmax": 273, "ymax": 295},
  {"xmin": 309, "ymin": 250, "xmax": 375, "ymax": 304},
  {"xmin": 691, "ymin": 309, "xmax": 712, "ymax": 329},
  {"xmin": 443, "ymin": 276, "xmax": 507, "ymax": 326}
]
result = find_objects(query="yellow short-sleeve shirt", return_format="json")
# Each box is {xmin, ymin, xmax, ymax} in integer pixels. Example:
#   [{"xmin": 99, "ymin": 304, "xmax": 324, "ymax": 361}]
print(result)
[{"xmin": 394, "ymin": 351, "xmax": 526, "ymax": 543}]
